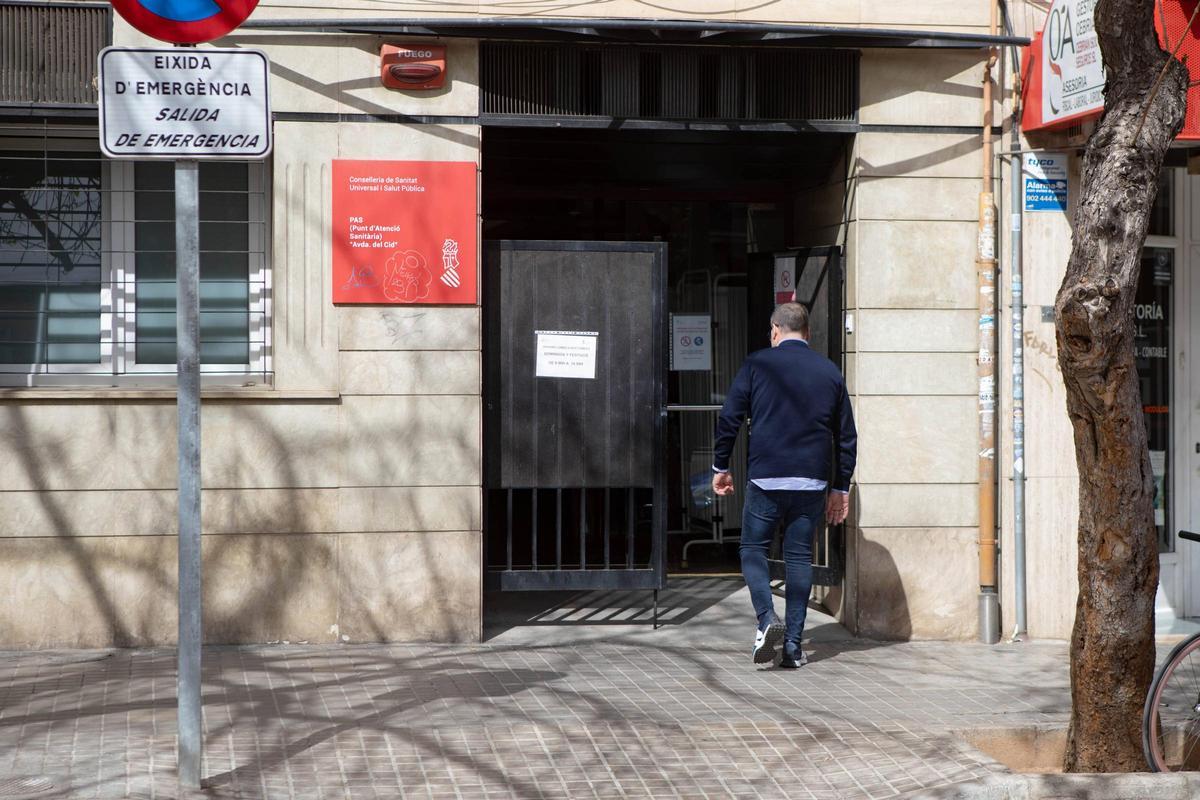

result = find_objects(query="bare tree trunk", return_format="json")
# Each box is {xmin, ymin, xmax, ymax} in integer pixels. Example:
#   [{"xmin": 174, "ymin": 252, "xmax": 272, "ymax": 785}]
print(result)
[{"xmin": 1056, "ymin": 0, "xmax": 1188, "ymax": 773}]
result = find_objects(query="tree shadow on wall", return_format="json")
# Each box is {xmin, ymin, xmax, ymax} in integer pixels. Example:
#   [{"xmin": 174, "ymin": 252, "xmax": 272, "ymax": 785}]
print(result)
[{"xmin": 0, "ymin": 389, "xmax": 478, "ymax": 648}]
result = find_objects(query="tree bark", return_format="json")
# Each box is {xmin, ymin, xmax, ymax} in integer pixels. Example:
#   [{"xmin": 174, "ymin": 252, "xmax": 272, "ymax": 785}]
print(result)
[{"xmin": 1056, "ymin": 0, "xmax": 1188, "ymax": 773}]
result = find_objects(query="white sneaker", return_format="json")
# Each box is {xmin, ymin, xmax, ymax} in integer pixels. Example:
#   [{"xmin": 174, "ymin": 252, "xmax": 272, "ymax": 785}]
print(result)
[{"xmin": 752, "ymin": 615, "xmax": 785, "ymax": 664}]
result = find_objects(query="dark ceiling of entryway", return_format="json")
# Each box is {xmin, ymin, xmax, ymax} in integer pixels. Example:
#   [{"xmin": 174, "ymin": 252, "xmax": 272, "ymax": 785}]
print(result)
[{"xmin": 483, "ymin": 127, "xmax": 849, "ymax": 202}]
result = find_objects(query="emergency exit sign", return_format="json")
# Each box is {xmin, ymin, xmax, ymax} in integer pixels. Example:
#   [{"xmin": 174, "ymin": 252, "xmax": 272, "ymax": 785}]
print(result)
[{"xmin": 98, "ymin": 47, "xmax": 272, "ymax": 159}]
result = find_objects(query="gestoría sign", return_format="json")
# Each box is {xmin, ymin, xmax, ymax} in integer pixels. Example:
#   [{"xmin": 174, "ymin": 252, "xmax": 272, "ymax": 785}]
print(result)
[
  {"xmin": 98, "ymin": 47, "xmax": 272, "ymax": 159},
  {"xmin": 1041, "ymin": 0, "xmax": 1103, "ymax": 126},
  {"xmin": 331, "ymin": 160, "xmax": 478, "ymax": 305},
  {"xmin": 1022, "ymin": 0, "xmax": 1200, "ymax": 140}
]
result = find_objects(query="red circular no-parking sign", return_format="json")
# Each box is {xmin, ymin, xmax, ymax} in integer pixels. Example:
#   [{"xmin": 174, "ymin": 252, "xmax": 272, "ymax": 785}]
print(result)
[{"xmin": 110, "ymin": 0, "xmax": 259, "ymax": 44}]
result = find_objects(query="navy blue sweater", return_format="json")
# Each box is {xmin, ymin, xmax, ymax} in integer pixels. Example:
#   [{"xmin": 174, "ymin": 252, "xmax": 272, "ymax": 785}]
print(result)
[{"xmin": 713, "ymin": 339, "xmax": 857, "ymax": 492}]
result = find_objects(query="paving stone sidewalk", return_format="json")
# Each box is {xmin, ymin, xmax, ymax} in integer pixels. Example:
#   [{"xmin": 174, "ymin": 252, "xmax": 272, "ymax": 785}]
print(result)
[{"xmin": 0, "ymin": 578, "xmax": 1080, "ymax": 800}]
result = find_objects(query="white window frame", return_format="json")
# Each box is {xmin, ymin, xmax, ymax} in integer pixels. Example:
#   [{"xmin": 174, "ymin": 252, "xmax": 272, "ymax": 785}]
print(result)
[
  {"xmin": 110, "ymin": 160, "xmax": 271, "ymax": 384},
  {"xmin": 0, "ymin": 128, "xmax": 271, "ymax": 388}
]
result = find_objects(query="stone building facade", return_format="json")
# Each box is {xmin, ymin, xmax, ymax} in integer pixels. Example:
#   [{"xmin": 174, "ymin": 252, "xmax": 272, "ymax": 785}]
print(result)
[{"xmin": 1, "ymin": 0, "xmax": 1132, "ymax": 647}]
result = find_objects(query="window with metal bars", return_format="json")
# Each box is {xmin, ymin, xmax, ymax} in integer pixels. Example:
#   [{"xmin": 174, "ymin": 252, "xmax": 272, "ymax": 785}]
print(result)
[{"xmin": 0, "ymin": 132, "xmax": 270, "ymax": 386}]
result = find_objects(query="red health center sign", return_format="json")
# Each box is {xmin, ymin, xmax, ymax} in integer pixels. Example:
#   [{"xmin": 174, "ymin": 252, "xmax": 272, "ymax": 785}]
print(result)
[{"xmin": 332, "ymin": 160, "xmax": 478, "ymax": 305}]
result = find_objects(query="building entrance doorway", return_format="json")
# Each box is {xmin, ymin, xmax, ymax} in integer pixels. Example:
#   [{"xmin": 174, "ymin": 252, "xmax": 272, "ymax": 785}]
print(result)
[
  {"xmin": 483, "ymin": 240, "xmax": 667, "ymax": 597},
  {"xmin": 482, "ymin": 126, "xmax": 850, "ymax": 582}
]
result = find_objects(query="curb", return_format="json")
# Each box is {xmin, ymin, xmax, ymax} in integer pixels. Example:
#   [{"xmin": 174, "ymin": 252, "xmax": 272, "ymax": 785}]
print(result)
[{"xmin": 903, "ymin": 773, "xmax": 1200, "ymax": 799}]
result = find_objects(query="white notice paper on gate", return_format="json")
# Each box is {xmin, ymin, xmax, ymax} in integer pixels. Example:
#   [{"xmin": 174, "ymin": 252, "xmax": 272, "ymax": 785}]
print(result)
[{"xmin": 535, "ymin": 331, "xmax": 598, "ymax": 379}]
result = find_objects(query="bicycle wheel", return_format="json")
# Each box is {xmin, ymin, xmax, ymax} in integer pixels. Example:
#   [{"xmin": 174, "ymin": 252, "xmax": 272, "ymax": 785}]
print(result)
[{"xmin": 1144, "ymin": 634, "xmax": 1200, "ymax": 771}]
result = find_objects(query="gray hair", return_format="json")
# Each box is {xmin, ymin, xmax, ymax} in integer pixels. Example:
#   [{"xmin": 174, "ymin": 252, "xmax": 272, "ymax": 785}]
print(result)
[{"xmin": 770, "ymin": 302, "xmax": 810, "ymax": 335}]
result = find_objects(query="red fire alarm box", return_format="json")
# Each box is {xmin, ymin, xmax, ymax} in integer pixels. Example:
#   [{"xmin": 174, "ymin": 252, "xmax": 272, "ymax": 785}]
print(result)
[{"xmin": 380, "ymin": 44, "xmax": 446, "ymax": 90}]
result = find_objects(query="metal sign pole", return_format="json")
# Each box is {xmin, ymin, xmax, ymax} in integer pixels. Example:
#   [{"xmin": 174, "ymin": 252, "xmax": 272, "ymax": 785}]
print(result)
[
  {"xmin": 99, "ymin": 0, "xmax": 269, "ymax": 783},
  {"xmin": 175, "ymin": 157, "xmax": 202, "ymax": 789}
]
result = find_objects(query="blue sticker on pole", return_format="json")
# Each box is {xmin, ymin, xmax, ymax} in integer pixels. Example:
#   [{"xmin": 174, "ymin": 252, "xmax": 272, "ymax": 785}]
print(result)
[{"xmin": 1023, "ymin": 152, "xmax": 1069, "ymax": 212}]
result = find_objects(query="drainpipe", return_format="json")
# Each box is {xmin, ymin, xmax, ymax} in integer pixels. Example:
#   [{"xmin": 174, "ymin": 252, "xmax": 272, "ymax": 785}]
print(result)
[
  {"xmin": 1007, "ymin": 20, "xmax": 1028, "ymax": 644},
  {"xmin": 977, "ymin": 0, "xmax": 1001, "ymax": 645}
]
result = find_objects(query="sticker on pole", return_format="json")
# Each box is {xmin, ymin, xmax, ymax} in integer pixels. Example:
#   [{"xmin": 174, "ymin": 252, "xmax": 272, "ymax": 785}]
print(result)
[
  {"xmin": 110, "ymin": 0, "xmax": 259, "ymax": 44},
  {"xmin": 98, "ymin": 47, "xmax": 272, "ymax": 160}
]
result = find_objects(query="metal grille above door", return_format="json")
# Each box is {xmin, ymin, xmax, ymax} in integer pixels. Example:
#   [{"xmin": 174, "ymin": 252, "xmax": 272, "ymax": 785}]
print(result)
[
  {"xmin": 0, "ymin": 1, "xmax": 111, "ymax": 106},
  {"xmin": 481, "ymin": 43, "xmax": 858, "ymax": 125},
  {"xmin": 484, "ymin": 240, "xmax": 667, "ymax": 592}
]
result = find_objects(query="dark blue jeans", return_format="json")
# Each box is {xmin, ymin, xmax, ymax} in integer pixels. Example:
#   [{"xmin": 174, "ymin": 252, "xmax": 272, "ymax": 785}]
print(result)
[{"xmin": 739, "ymin": 482, "xmax": 824, "ymax": 645}]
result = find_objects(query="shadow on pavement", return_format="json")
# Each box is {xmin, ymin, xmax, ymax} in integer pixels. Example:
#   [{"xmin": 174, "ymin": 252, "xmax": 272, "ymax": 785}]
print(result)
[
  {"xmin": 0, "ymin": 626, "xmax": 1074, "ymax": 799},
  {"xmin": 483, "ymin": 574, "xmax": 910, "ymax": 668},
  {"xmin": 483, "ymin": 574, "xmax": 740, "ymax": 639}
]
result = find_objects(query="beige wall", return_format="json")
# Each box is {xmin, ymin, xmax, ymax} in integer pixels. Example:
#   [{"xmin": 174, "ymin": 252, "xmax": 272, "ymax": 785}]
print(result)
[
  {"xmin": 838, "ymin": 0, "xmax": 1091, "ymax": 642},
  {"xmin": 3, "ymin": 10, "xmax": 1040, "ymax": 646},
  {"xmin": 844, "ymin": 37, "xmax": 1085, "ymax": 642},
  {"xmin": 0, "ymin": 383, "xmax": 484, "ymax": 647},
  {"xmin": 791, "ymin": 47, "xmax": 998, "ymax": 641},
  {"xmin": 250, "ymin": 0, "xmax": 993, "ymax": 32},
  {"xmin": 0, "ymin": 23, "xmax": 484, "ymax": 648},
  {"xmin": 839, "ymin": 48, "xmax": 991, "ymax": 640}
]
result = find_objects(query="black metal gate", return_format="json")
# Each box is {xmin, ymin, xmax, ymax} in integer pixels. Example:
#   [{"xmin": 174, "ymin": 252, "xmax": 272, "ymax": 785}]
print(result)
[
  {"xmin": 749, "ymin": 246, "xmax": 845, "ymax": 586},
  {"xmin": 484, "ymin": 240, "xmax": 667, "ymax": 595}
]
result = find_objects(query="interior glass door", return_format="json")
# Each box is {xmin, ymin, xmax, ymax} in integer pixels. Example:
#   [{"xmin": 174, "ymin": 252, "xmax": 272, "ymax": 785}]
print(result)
[
  {"xmin": 1139, "ymin": 246, "xmax": 1174, "ymax": 554},
  {"xmin": 664, "ymin": 202, "xmax": 783, "ymax": 572}
]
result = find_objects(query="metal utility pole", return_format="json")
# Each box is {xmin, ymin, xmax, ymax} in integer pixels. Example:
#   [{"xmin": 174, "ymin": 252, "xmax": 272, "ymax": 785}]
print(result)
[
  {"xmin": 175, "ymin": 157, "xmax": 202, "ymax": 789},
  {"xmin": 99, "ymin": 9, "xmax": 270, "ymax": 786},
  {"xmin": 977, "ymin": 0, "xmax": 1001, "ymax": 645},
  {"xmin": 1008, "ymin": 65, "xmax": 1028, "ymax": 644}
]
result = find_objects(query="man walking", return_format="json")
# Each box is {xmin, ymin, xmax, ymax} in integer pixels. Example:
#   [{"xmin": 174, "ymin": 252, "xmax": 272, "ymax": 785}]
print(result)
[{"xmin": 712, "ymin": 302, "xmax": 856, "ymax": 668}]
